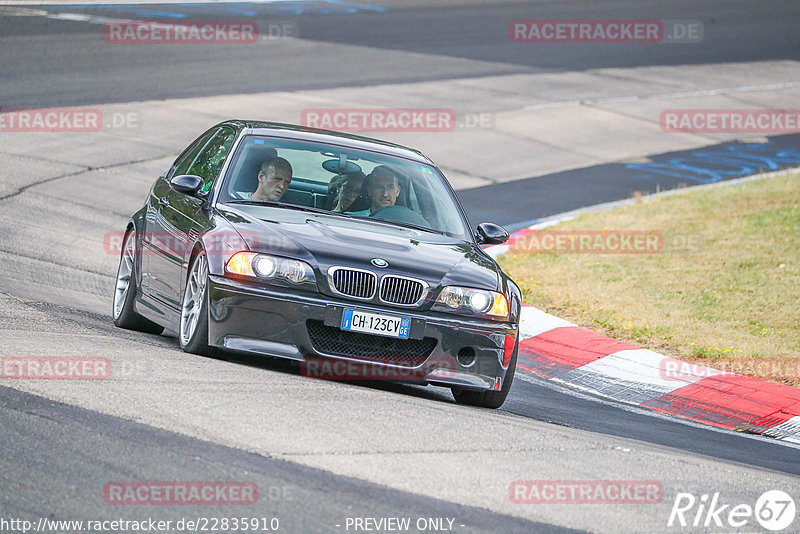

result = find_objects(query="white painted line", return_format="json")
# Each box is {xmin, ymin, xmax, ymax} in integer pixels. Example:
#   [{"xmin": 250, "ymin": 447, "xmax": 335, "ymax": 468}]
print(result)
[
  {"xmin": 0, "ymin": 6, "xmax": 46, "ymax": 14},
  {"xmin": 529, "ymin": 216, "xmax": 574, "ymax": 229},
  {"xmin": 562, "ymin": 349, "xmax": 701, "ymax": 404},
  {"xmin": 518, "ymin": 306, "xmax": 574, "ymax": 340},
  {"xmin": 45, "ymin": 12, "xmax": 122, "ymax": 24},
  {"xmin": 764, "ymin": 415, "xmax": 800, "ymax": 441},
  {"xmin": 595, "ymin": 95, "xmax": 641, "ymax": 104},
  {"xmin": 582, "ymin": 349, "xmax": 702, "ymax": 390},
  {"xmin": 523, "ymin": 100, "xmax": 581, "ymax": 111}
]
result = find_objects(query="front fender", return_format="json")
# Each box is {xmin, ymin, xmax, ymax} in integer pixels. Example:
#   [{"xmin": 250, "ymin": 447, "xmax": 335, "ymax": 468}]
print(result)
[{"xmin": 200, "ymin": 215, "xmax": 249, "ymax": 277}]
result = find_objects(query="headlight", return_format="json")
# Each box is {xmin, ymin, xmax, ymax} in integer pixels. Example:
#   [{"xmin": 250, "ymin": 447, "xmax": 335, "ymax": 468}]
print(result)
[
  {"xmin": 253, "ymin": 255, "xmax": 277, "ymax": 278},
  {"xmin": 435, "ymin": 286, "xmax": 509, "ymax": 318},
  {"xmin": 226, "ymin": 252, "xmax": 316, "ymax": 287}
]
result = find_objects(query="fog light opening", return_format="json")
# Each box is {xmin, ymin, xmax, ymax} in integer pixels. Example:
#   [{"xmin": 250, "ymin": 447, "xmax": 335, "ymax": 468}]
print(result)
[{"xmin": 457, "ymin": 346, "xmax": 476, "ymax": 367}]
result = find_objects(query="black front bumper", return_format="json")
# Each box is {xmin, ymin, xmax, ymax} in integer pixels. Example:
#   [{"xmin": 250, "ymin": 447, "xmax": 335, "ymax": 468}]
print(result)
[{"xmin": 207, "ymin": 275, "xmax": 517, "ymax": 391}]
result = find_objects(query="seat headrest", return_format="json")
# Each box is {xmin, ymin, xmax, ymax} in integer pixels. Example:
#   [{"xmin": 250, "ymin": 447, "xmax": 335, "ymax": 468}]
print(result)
[{"xmin": 236, "ymin": 146, "xmax": 279, "ymax": 192}]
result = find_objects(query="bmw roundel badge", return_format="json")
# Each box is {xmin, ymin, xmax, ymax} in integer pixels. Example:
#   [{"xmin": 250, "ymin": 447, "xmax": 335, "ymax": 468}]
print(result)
[{"xmin": 371, "ymin": 258, "xmax": 389, "ymax": 268}]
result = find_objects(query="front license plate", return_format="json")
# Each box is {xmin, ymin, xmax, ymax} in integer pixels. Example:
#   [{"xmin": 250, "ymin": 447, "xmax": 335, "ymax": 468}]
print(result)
[{"xmin": 341, "ymin": 309, "xmax": 410, "ymax": 339}]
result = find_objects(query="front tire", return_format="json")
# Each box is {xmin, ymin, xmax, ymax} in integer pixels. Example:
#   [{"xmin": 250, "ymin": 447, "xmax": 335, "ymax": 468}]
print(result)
[
  {"xmin": 452, "ymin": 340, "xmax": 517, "ymax": 409},
  {"xmin": 113, "ymin": 230, "xmax": 164, "ymax": 335},
  {"xmin": 179, "ymin": 251, "xmax": 214, "ymax": 356}
]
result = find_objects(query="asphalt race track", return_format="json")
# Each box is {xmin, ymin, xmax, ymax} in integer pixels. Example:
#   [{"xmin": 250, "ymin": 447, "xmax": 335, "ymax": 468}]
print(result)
[
  {"xmin": 1, "ymin": 1, "xmax": 799, "ymax": 533},
  {"xmin": 2, "ymin": 0, "xmax": 800, "ymax": 108}
]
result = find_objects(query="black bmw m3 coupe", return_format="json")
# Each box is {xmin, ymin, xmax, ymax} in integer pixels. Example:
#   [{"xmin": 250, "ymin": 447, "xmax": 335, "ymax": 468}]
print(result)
[{"xmin": 113, "ymin": 120, "xmax": 520, "ymax": 408}]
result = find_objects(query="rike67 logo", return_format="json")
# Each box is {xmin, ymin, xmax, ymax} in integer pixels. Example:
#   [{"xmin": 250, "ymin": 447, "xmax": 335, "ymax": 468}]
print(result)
[{"xmin": 668, "ymin": 490, "xmax": 796, "ymax": 531}]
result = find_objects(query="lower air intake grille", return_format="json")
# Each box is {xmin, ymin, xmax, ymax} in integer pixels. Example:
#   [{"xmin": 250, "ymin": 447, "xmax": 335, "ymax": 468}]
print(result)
[{"xmin": 306, "ymin": 320, "xmax": 436, "ymax": 366}]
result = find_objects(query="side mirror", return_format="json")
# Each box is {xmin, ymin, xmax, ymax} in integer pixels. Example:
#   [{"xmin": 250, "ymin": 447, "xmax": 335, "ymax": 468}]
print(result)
[
  {"xmin": 476, "ymin": 222, "xmax": 509, "ymax": 245},
  {"xmin": 169, "ymin": 174, "xmax": 206, "ymax": 197}
]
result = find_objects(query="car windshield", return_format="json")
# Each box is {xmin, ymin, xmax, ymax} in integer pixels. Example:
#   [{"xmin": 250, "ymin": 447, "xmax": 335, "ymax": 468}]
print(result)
[{"xmin": 217, "ymin": 135, "xmax": 472, "ymax": 241}]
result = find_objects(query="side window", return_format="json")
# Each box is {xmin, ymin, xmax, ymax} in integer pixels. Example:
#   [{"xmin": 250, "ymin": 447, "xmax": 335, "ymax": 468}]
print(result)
[
  {"xmin": 187, "ymin": 127, "xmax": 237, "ymax": 191},
  {"xmin": 169, "ymin": 128, "xmax": 218, "ymax": 179}
]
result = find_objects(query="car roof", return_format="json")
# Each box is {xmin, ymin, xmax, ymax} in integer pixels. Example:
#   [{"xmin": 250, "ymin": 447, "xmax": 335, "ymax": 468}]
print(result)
[{"xmin": 221, "ymin": 119, "xmax": 433, "ymax": 165}]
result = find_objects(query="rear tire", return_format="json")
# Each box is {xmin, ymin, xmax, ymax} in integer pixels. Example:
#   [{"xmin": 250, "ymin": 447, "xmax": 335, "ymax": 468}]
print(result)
[
  {"xmin": 452, "ymin": 339, "xmax": 517, "ymax": 409},
  {"xmin": 113, "ymin": 230, "xmax": 164, "ymax": 335},
  {"xmin": 179, "ymin": 251, "xmax": 215, "ymax": 356}
]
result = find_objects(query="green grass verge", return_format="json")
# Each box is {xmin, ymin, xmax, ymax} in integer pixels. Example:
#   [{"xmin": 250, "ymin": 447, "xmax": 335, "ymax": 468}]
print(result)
[{"xmin": 500, "ymin": 171, "xmax": 800, "ymax": 385}]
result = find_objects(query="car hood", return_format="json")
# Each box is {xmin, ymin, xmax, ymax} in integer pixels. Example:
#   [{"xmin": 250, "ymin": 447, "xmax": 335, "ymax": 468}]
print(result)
[{"xmin": 217, "ymin": 205, "xmax": 501, "ymax": 292}]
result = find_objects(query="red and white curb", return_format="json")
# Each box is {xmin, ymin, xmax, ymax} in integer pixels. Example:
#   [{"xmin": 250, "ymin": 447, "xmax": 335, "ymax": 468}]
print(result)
[
  {"xmin": 481, "ymin": 181, "xmax": 800, "ymax": 443},
  {"xmin": 512, "ymin": 305, "xmax": 800, "ymax": 444},
  {"xmin": 486, "ymin": 273, "xmax": 800, "ymax": 443}
]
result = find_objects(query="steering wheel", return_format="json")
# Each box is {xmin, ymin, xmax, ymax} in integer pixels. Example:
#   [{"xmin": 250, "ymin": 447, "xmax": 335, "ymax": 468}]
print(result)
[{"xmin": 371, "ymin": 205, "xmax": 430, "ymax": 227}]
